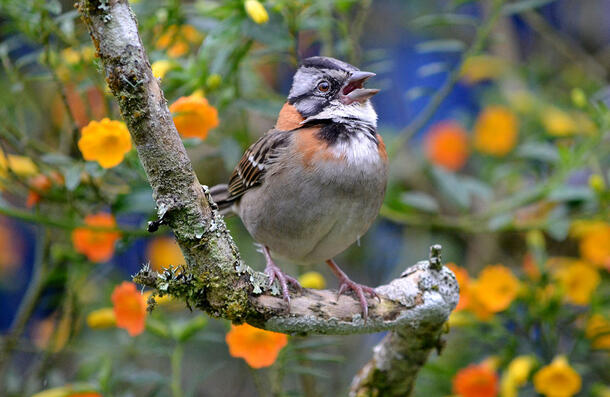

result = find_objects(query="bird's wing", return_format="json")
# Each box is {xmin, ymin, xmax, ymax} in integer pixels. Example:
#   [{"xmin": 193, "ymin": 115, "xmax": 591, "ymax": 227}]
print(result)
[{"xmin": 225, "ymin": 129, "xmax": 292, "ymax": 202}]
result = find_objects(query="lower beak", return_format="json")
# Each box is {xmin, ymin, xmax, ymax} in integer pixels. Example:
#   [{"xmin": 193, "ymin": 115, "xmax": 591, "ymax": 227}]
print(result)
[
  {"xmin": 344, "ymin": 88, "xmax": 380, "ymax": 103},
  {"xmin": 341, "ymin": 71, "xmax": 379, "ymax": 104}
]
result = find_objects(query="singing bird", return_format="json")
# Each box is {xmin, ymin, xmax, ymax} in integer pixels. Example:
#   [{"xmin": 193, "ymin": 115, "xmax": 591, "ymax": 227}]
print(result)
[{"xmin": 211, "ymin": 56, "xmax": 388, "ymax": 318}]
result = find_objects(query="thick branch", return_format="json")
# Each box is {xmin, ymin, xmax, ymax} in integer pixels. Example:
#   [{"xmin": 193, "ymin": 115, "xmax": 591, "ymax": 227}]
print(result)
[{"xmin": 78, "ymin": 0, "xmax": 458, "ymax": 393}]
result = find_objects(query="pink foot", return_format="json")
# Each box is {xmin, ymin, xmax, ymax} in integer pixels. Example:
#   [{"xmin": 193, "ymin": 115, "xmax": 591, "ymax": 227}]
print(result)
[
  {"xmin": 263, "ymin": 246, "xmax": 301, "ymax": 304},
  {"xmin": 326, "ymin": 259, "xmax": 378, "ymax": 320}
]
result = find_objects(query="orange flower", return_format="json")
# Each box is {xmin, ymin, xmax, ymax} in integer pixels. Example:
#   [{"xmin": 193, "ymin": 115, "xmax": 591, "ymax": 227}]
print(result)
[
  {"xmin": 0, "ymin": 219, "xmax": 23, "ymax": 274},
  {"xmin": 586, "ymin": 314, "xmax": 610, "ymax": 349},
  {"xmin": 32, "ymin": 388, "xmax": 101, "ymax": 397},
  {"xmin": 522, "ymin": 252, "xmax": 541, "ymax": 280},
  {"xmin": 72, "ymin": 213, "xmax": 120, "ymax": 263},
  {"xmin": 111, "ymin": 281, "xmax": 147, "ymax": 336},
  {"xmin": 453, "ymin": 363, "xmax": 499, "ymax": 397},
  {"xmin": 225, "ymin": 323, "xmax": 288, "ymax": 368},
  {"xmin": 424, "ymin": 121, "xmax": 469, "ymax": 171},
  {"xmin": 573, "ymin": 221, "xmax": 610, "ymax": 270},
  {"xmin": 31, "ymin": 313, "xmax": 70, "ymax": 353},
  {"xmin": 170, "ymin": 94, "xmax": 219, "ymax": 139},
  {"xmin": 146, "ymin": 236, "xmax": 186, "ymax": 271},
  {"xmin": 78, "ymin": 118, "xmax": 132, "ymax": 168},
  {"xmin": 447, "ymin": 263, "xmax": 470, "ymax": 311},
  {"xmin": 469, "ymin": 264, "xmax": 520, "ymax": 314},
  {"xmin": 156, "ymin": 25, "xmax": 202, "ymax": 58},
  {"xmin": 473, "ymin": 106, "xmax": 518, "ymax": 156},
  {"xmin": 26, "ymin": 172, "xmax": 63, "ymax": 208}
]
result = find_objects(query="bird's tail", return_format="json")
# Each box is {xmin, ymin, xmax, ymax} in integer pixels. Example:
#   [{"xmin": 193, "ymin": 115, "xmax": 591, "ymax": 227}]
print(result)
[{"xmin": 208, "ymin": 184, "xmax": 235, "ymax": 216}]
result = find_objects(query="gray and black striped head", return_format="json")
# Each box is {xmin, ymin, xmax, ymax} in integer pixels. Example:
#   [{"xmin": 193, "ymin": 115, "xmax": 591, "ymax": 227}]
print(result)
[{"xmin": 287, "ymin": 56, "xmax": 379, "ymax": 126}]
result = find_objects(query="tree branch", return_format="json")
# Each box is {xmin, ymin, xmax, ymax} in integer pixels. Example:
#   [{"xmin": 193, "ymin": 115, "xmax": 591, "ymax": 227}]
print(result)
[{"xmin": 78, "ymin": 0, "xmax": 458, "ymax": 393}]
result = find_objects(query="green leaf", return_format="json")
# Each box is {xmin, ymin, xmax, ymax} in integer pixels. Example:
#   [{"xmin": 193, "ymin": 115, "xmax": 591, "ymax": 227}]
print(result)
[
  {"xmin": 286, "ymin": 366, "xmax": 331, "ymax": 378},
  {"xmin": 548, "ymin": 186, "xmax": 594, "ymax": 202},
  {"xmin": 515, "ymin": 142, "xmax": 560, "ymax": 163},
  {"xmin": 460, "ymin": 176, "xmax": 493, "ymax": 202},
  {"xmin": 146, "ymin": 317, "xmax": 171, "ymax": 339},
  {"xmin": 430, "ymin": 167, "xmax": 470, "ymax": 209},
  {"xmin": 487, "ymin": 213, "xmax": 513, "ymax": 231},
  {"xmin": 400, "ymin": 191, "xmax": 440, "ymax": 213},
  {"xmin": 64, "ymin": 163, "xmax": 82, "ymax": 191},
  {"xmin": 41, "ymin": 153, "xmax": 72, "ymax": 166},
  {"xmin": 502, "ymin": 0, "xmax": 558, "ymax": 15},
  {"xmin": 417, "ymin": 62, "xmax": 449, "ymax": 78},
  {"xmin": 545, "ymin": 217, "xmax": 570, "ymax": 240},
  {"xmin": 171, "ymin": 316, "xmax": 208, "ymax": 342},
  {"xmin": 410, "ymin": 13, "xmax": 478, "ymax": 29},
  {"xmin": 301, "ymin": 352, "xmax": 344, "ymax": 363},
  {"xmin": 416, "ymin": 39, "xmax": 465, "ymax": 53},
  {"xmin": 405, "ymin": 86, "xmax": 433, "ymax": 101}
]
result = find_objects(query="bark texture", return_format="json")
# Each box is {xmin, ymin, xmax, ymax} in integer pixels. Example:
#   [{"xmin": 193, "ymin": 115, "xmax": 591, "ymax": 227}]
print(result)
[{"xmin": 77, "ymin": 1, "xmax": 459, "ymax": 394}]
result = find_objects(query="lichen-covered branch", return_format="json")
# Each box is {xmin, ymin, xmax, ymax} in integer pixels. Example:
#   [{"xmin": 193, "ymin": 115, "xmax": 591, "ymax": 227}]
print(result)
[{"xmin": 77, "ymin": 0, "xmax": 459, "ymax": 392}]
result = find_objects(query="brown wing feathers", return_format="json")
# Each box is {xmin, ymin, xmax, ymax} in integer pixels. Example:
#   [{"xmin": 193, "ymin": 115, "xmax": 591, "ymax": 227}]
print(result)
[{"xmin": 215, "ymin": 131, "xmax": 290, "ymax": 209}]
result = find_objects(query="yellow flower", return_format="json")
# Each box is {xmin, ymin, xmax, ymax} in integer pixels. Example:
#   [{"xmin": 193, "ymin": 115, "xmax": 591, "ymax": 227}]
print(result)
[
  {"xmin": 78, "ymin": 118, "xmax": 132, "ymax": 168},
  {"xmin": 469, "ymin": 264, "xmax": 520, "ymax": 313},
  {"xmin": 589, "ymin": 174, "xmax": 606, "ymax": 192},
  {"xmin": 298, "ymin": 271, "xmax": 326, "ymax": 289},
  {"xmin": 460, "ymin": 54, "xmax": 505, "ymax": 84},
  {"xmin": 555, "ymin": 260, "xmax": 600, "ymax": 305},
  {"xmin": 146, "ymin": 236, "xmax": 186, "ymax": 272},
  {"xmin": 500, "ymin": 355, "xmax": 536, "ymax": 397},
  {"xmin": 541, "ymin": 107, "xmax": 577, "ymax": 136},
  {"xmin": 533, "ymin": 356, "xmax": 581, "ymax": 397},
  {"xmin": 86, "ymin": 307, "xmax": 116, "ymax": 329},
  {"xmin": 541, "ymin": 107, "xmax": 596, "ymax": 136},
  {"xmin": 586, "ymin": 314, "xmax": 610, "ymax": 349},
  {"xmin": 507, "ymin": 355, "xmax": 535, "ymax": 385},
  {"xmin": 244, "ymin": 0, "xmax": 269, "ymax": 24},
  {"xmin": 61, "ymin": 47, "xmax": 81, "ymax": 65},
  {"xmin": 571, "ymin": 221, "xmax": 610, "ymax": 270},
  {"xmin": 151, "ymin": 60, "xmax": 175, "ymax": 79},
  {"xmin": 0, "ymin": 152, "xmax": 38, "ymax": 180},
  {"xmin": 169, "ymin": 95, "xmax": 219, "ymax": 139},
  {"xmin": 473, "ymin": 106, "xmax": 518, "ymax": 156},
  {"xmin": 80, "ymin": 46, "xmax": 96, "ymax": 62}
]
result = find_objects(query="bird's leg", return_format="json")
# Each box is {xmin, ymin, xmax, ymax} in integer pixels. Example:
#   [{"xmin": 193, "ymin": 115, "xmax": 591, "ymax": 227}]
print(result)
[
  {"xmin": 263, "ymin": 245, "xmax": 301, "ymax": 304},
  {"xmin": 326, "ymin": 259, "xmax": 378, "ymax": 319}
]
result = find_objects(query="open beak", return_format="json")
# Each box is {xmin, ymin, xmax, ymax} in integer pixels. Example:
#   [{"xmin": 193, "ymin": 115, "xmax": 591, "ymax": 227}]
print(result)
[{"xmin": 341, "ymin": 71, "xmax": 379, "ymax": 104}]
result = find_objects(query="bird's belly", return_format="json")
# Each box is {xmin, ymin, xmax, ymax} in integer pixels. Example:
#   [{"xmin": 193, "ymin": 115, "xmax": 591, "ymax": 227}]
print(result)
[{"xmin": 237, "ymin": 155, "xmax": 387, "ymax": 264}]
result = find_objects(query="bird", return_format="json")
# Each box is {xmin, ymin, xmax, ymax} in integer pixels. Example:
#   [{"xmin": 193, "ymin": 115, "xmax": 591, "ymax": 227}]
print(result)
[{"xmin": 210, "ymin": 56, "xmax": 388, "ymax": 319}]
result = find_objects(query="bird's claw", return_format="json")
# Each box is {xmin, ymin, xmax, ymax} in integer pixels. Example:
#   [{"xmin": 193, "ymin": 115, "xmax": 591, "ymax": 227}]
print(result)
[
  {"xmin": 265, "ymin": 263, "xmax": 302, "ymax": 305},
  {"xmin": 336, "ymin": 278, "xmax": 378, "ymax": 320}
]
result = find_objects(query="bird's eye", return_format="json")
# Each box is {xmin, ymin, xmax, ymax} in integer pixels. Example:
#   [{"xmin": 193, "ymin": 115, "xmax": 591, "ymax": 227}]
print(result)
[{"xmin": 317, "ymin": 80, "xmax": 330, "ymax": 93}]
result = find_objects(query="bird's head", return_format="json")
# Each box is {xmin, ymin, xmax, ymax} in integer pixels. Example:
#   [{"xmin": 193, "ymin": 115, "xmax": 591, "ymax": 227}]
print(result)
[{"xmin": 287, "ymin": 56, "xmax": 379, "ymax": 126}]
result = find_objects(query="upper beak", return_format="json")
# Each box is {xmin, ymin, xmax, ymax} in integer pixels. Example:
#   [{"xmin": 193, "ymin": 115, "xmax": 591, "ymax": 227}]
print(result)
[{"xmin": 341, "ymin": 71, "xmax": 379, "ymax": 104}]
